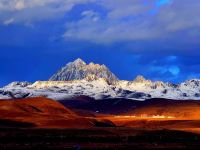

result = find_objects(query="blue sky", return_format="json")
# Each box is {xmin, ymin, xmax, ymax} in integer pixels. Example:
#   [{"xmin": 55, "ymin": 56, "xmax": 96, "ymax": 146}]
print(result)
[{"xmin": 0, "ymin": 0, "xmax": 200, "ymax": 86}]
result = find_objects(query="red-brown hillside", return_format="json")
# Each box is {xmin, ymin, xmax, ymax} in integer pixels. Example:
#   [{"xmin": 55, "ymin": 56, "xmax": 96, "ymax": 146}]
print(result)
[
  {"xmin": 0, "ymin": 97, "xmax": 115, "ymax": 128},
  {"xmin": 0, "ymin": 97, "xmax": 75, "ymax": 116}
]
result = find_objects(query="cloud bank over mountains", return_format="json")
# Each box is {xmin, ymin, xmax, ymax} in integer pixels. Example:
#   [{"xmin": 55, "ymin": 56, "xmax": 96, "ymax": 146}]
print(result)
[
  {"xmin": 0, "ymin": 0, "xmax": 200, "ymax": 85},
  {"xmin": 1, "ymin": 0, "xmax": 200, "ymax": 43}
]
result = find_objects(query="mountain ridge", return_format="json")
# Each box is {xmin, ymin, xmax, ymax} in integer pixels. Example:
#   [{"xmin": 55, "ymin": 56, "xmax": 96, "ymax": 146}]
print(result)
[
  {"xmin": 49, "ymin": 58, "xmax": 118, "ymax": 84},
  {"xmin": 0, "ymin": 58, "xmax": 200, "ymax": 100}
]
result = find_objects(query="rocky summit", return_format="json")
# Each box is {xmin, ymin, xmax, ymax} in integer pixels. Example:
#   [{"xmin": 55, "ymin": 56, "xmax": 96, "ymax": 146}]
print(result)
[{"xmin": 49, "ymin": 58, "xmax": 118, "ymax": 84}]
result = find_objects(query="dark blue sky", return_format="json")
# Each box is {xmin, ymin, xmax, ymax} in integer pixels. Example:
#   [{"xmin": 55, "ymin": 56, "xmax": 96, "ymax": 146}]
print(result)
[{"xmin": 0, "ymin": 0, "xmax": 200, "ymax": 86}]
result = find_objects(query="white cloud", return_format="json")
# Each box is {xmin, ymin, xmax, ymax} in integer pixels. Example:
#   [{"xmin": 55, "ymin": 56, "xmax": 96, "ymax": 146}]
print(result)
[
  {"xmin": 15, "ymin": 0, "xmax": 25, "ymax": 10},
  {"xmin": 0, "ymin": 0, "xmax": 94, "ymax": 24},
  {"xmin": 149, "ymin": 65, "xmax": 180, "ymax": 76},
  {"xmin": 63, "ymin": 0, "xmax": 200, "ymax": 43},
  {"xmin": 3, "ymin": 18, "xmax": 14, "ymax": 25},
  {"xmin": 1, "ymin": 0, "xmax": 200, "ymax": 44},
  {"xmin": 81, "ymin": 10, "xmax": 100, "ymax": 22}
]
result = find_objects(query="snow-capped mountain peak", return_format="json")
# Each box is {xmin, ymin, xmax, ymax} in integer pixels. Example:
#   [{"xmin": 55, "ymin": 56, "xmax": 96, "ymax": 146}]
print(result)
[
  {"xmin": 49, "ymin": 58, "xmax": 118, "ymax": 84},
  {"xmin": 0, "ymin": 59, "xmax": 200, "ymax": 101},
  {"xmin": 133, "ymin": 75, "xmax": 152, "ymax": 83},
  {"xmin": 72, "ymin": 58, "xmax": 86, "ymax": 66},
  {"xmin": 182, "ymin": 79, "xmax": 200, "ymax": 88},
  {"xmin": 4, "ymin": 81, "xmax": 32, "ymax": 88}
]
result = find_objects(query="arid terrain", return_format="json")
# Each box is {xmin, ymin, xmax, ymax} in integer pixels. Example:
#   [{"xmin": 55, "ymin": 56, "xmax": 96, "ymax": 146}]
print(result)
[
  {"xmin": 60, "ymin": 96, "xmax": 200, "ymax": 132},
  {"xmin": 1, "ymin": 97, "xmax": 200, "ymax": 149},
  {"xmin": 0, "ymin": 97, "xmax": 114, "ymax": 128}
]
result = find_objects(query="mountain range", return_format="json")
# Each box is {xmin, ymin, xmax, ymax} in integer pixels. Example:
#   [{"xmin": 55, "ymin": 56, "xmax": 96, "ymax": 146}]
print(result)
[{"xmin": 0, "ymin": 58, "xmax": 200, "ymax": 100}]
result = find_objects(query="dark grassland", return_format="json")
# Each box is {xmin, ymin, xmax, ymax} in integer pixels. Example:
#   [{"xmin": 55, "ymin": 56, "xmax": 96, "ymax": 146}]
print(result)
[{"xmin": 0, "ymin": 127, "xmax": 200, "ymax": 149}]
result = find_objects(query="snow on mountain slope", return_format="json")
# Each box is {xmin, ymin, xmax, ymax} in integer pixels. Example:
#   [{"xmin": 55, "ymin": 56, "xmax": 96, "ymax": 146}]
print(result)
[
  {"xmin": 0, "ymin": 59, "xmax": 199, "ymax": 101},
  {"xmin": 116, "ymin": 76, "xmax": 200, "ymax": 100},
  {"xmin": 0, "ymin": 79, "xmax": 150, "ymax": 100},
  {"xmin": 1, "ymin": 77, "xmax": 200, "ymax": 100},
  {"xmin": 49, "ymin": 58, "xmax": 118, "ymax": 84},
  {"xmin": 4, "ymin": 82, "xmax": 32, "ymax": 88}
]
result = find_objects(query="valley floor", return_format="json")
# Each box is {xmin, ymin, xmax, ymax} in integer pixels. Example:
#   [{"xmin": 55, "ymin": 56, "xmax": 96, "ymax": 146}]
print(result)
[{"xmin": 101, "ymin": 116, "xmax": 200, "ymax": 132}]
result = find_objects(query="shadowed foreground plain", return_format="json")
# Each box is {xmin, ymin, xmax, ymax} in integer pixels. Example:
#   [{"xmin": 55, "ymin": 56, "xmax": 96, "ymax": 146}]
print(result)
[{"xmin": 0, "ymin": 128, "xmax": 200, "ymax": 149}]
